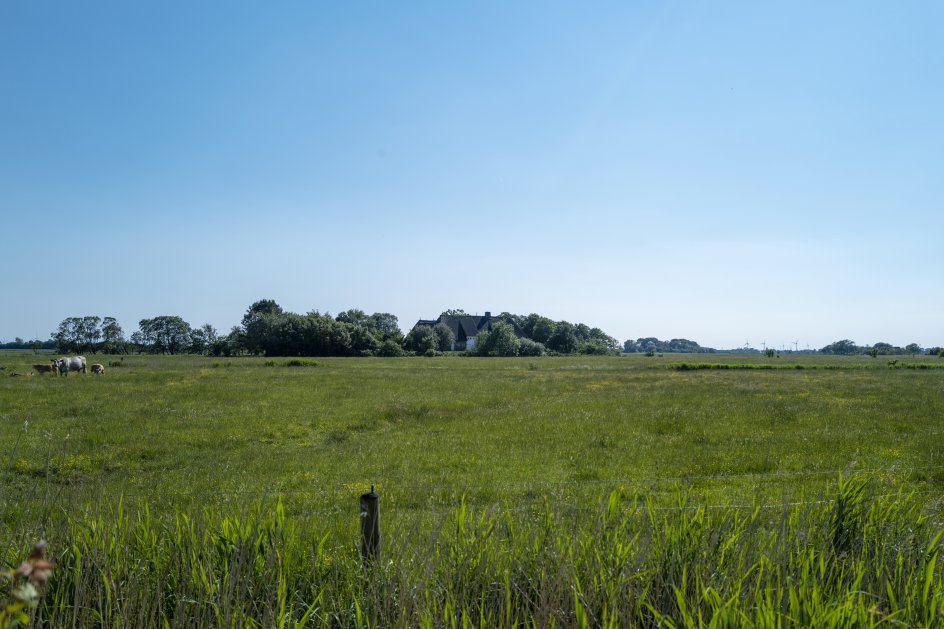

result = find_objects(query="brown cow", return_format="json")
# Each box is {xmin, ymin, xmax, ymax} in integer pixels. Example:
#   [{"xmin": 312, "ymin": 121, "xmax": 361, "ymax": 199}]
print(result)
[
  {"xmin": 32, "ymin": 364, "xmax": 59, "ymax": 375},
  {"xmin": 91, "ymin": 364, "xmax": 105, "ymax": 375}
]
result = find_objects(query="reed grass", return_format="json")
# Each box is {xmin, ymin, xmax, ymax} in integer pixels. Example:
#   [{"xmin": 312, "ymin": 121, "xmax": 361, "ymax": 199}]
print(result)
[{"xmin": 2, "ymin": 476, "xmax": 940, "ymax": 627}]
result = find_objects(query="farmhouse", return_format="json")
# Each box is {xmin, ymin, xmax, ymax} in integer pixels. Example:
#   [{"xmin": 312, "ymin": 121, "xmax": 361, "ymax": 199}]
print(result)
[{"xmin": 411, "ymin": 311, "xmax": 525, "ymax": 351}]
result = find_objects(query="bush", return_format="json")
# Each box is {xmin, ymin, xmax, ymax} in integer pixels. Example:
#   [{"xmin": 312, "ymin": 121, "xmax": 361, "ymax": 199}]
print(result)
[
  {"xmin": 405, "ymin": 326, "xmax": 438, "ymax": 353},
  {"xmin": 475, "ymin": 322, "xmax": 520, "ymax": 357},
  {"xmin": 284, "ymin": 359, "xmax": 318, "ymax": 367},
  {"xmin": 578, "ymin": 339, "xmax": 614, "ymax": 355},
  {"xmin": 518, "ymin": 338, "xmax": 545, "ymax": 357},
  {"xmin": 377, "ymin": 339, "xmax": 406, "ymax": 357}
]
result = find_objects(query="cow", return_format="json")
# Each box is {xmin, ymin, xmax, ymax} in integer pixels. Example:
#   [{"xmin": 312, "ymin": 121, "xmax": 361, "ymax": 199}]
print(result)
[
  {"xmin": 32, "ymin": 363, "xmax": 59, "ymax": 375},
  {"xmin": 91, "ymin": 364, "xmax": 105, "ymax": 375},
  {"xmin": 53, "ymin": 356, "xmax": 87, "ymax": 376}
]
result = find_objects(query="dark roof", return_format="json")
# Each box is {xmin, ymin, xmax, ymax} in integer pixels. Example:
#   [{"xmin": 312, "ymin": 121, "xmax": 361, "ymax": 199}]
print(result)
[{"xmin": 412, "ymin": 313, "xmax": 525, "ymax": 341}]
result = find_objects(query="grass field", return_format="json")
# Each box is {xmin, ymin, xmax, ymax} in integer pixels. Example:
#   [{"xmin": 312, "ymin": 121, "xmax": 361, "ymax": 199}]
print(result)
[{"xmin": 1, "ymin": 351, "xmax": 943, "ymax": 626}]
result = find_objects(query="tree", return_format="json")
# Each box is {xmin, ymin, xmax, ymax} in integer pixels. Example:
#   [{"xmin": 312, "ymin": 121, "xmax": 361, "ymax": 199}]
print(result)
[
  {"xmin": 871, "ymin": 342, "xmax": 899, "ymax": 355},
  {"xmin": 216, "ymin": 326, "xmax": 245, "ymax": 356},
  {"xmin": 820, "ymin": 340, "xmax": 859, "ymax": 355},
  {"xmin": 138, "ymin": 316, "xmax": 193, "ymax": 354},
  {"xmin": 522, "ymin": 314, "xmax": 556, "ymax": 344},
  {"xmin": 241, "ymin": 299, "xmax": 284, "ymax": 355},
  {"xmin": 349, "ymin": 325, "xmax": 381, "ymax": 356},
  {"xmin": 189, "ymin": 324, "xmax": 219, "ymax": 354},
  {"xmin": 498, "ymin": 312, "xmax": 525, "ymax": 330},
  {"xmin": 905, "ymin": 343, "xmax": 922, "ymax": 356},
  {"xmin": 432, "ymin": 322, "xmax": 456, "ymax": 352},
  {"xmin": 101, "ymin": 317, "xmax": 125, "ymax": 353},
  {"xmin": 336, "ymin": 309, "xmax": 369, "ymax": 326},
  {"xmin": 52, "ymin": 317, "xmax": 82, "ymax": 353},
  {"xmin": 491, "ymin": 322, "xmax": 520, "ymax": 357},
  {"xmin": 77, "ymin": 316, "xmax": 102, "ymax": 353},
  {"xmin": 441, "ymin": 309, "xmax": 468, "ymax": 317},
  {"xmin": 588, "ymin": 328, "xmax": 620, "ymax": 352},
  {"xmin": 547, "ymin": 321, "xmax": 578, "ymax": 354},
  {"xmin": 405, "ymin": 325, "xmax": 438, "ymax": 354},
  {"xmin": 476, "ymin": 322, "xmax": 520, "ymax": 357},
  {"xmin": 368, "ymin": 313, "xmax": 401, "ymax": 340}
]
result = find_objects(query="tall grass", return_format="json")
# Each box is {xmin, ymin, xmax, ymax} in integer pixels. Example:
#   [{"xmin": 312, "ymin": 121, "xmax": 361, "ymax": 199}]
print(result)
[{"xmin": 3, "ymin": 476, "xmax": 940, "ymax": 627}]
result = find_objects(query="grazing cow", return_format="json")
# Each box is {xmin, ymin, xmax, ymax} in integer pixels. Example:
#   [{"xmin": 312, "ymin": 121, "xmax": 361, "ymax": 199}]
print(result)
[
  {"xmin": 53, "ymin": 356, "xmax": 87, "ymax": 376},
  {"xmin": 32, "ymin": 363, "xmax": 59, "ymax": 375},
  {"xmin": 91, "ymin": 364, "xmax": 105, "ymax": 375}
]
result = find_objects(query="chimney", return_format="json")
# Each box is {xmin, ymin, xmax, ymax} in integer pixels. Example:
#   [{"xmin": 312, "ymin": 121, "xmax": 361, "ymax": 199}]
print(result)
[{"xmin": 484, "ymin": 311, "xmax": 491, "ymax": 318}]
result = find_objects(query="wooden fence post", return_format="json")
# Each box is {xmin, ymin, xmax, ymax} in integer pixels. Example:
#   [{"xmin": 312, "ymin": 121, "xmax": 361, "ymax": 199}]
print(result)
[{"xmin": 360, "ymin": 485, "xmax": 379, "ymax": 564}]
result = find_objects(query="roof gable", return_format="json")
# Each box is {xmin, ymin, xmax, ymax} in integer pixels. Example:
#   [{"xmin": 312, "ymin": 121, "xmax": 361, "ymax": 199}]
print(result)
[{"xmin": 412, "ymin": 313, "xmax": 526, "ymax": 341}]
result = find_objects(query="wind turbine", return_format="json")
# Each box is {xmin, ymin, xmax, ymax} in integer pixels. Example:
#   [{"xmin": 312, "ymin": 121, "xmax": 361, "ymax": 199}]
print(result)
[{"xmin": 794, "ymin": 340, "xmax": 799, "ymax": 353}]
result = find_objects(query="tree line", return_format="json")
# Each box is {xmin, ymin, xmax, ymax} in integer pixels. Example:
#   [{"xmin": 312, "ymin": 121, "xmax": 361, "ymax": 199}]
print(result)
[
  {"xmin": 623, "ymin": 338, "xmax": 714, "ymax": 354},
  {"xmin": 50, "ymin": 316, "xmax": 230, "ymax": 356},
  {"xmin": 44, "ymin": 302, "xmax": 622, "ymax": 357},
  {"xmin": 819, "ymin": 339, "xmax": 942, "ymax": 357},
  {"xmin": 39, "ymin": 307, "xmax": 944, "ymax": 358},
  {"xmin": 401, "ymin": 311, "xmax": 621, "ymax": 357}
]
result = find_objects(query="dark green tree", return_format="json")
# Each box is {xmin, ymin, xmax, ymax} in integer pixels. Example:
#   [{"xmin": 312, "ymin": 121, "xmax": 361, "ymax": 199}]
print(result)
[
  {"xmin": 522, "ymin": 314, "xmax": 556, "ymax": 344},
  {"xmin": 241, "ymin": 299, "xmax": 284, "ymax": 355},
  {"xmin": 189, "ymin": 324, "xmax": 219, "ymax": 354},
  {"xmin": 476, "ymin": 322, "xmax": 519, "ymax": 357},
  {"xmin": 368, "ymin": 313, "xmax": 401, "ymax": 339},
  {"xmin": 405, "ymin": 325, "xmax": 438, "ymax": 354},
  {"xmin": 336, "ymin": 309, "xmax": 369, "ymax": 326},
  {"xmin": 138, "ymin": 316, "xmax": 193, "ymax": 354},
  {"xmin": 78, "ymin": 316, "xmax": 102, "ymax": 353},
  {"xmin": 547, "ymin": 321, "xmax": 578, "ymax": 354},
  {"xmin": 820, "ymin": 340, "xmax": 860, "ymax": 355},
  {"xmin": 101, "ymin": 317, "xmax": 125, "ymax": 353},
  {"xmin": 432, "ymin": 322, "xmax": 456, "ymax": 352}
]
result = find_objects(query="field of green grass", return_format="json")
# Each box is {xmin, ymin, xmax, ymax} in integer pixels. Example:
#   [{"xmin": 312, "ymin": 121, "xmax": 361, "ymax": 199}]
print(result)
[{"xmin": 1, "ymin": 351, "xmax": 943, "ymax": 626}]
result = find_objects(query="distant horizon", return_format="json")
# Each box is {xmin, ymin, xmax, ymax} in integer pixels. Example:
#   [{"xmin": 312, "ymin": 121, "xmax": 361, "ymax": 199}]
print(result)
[
  {"xmin": 0, "ymin": 304, "xmax": 938, "ymax": 352},
  {"xmin": 3, "ymin": 2, "xmax": 941, "ymax": 350}
]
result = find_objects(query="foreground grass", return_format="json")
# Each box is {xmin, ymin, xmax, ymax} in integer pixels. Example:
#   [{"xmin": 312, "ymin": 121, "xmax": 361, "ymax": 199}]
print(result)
[{"xmin": 2, "ymin": 476, "xmax": 941, "ymax": 627}]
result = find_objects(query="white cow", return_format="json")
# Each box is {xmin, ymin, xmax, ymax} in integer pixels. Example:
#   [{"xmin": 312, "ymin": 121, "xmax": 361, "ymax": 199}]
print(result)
[{"xmin": 54, "ymin": 356, "xmax": 87, "ymax": 376}]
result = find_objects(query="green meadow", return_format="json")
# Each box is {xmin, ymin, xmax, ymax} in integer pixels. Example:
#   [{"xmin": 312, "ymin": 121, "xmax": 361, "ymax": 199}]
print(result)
[{"xmin": 1, "ymin": 352, "xmax": 943, "ymax": 626}]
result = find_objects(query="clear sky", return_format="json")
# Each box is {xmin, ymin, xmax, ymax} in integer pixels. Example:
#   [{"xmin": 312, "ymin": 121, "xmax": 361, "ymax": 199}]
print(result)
[{"xmin": 2, "ymin": 1, "xmax": 942, "ymax": 350}]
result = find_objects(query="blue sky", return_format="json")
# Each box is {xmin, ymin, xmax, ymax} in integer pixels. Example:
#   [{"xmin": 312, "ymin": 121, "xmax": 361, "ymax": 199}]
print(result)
[{"xmin": 2, "ymin": 1, "xmax": 942, "ymax": 349}]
